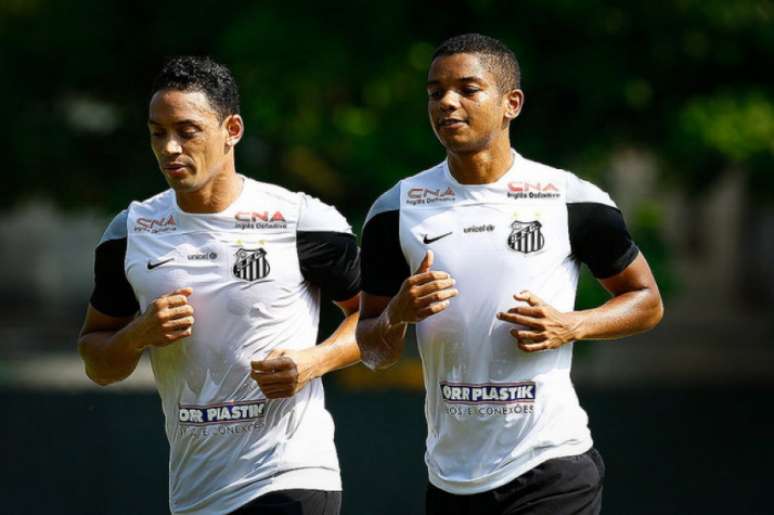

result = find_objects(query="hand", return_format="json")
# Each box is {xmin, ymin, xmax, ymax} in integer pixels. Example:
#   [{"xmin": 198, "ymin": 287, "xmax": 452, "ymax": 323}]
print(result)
[
  {"xmin": 128, "ymin": 288, "xmax": 194, "ymax": 349},
  {"xmin": 496, "ymin": 291, "xmax": 583, "ymax": 352},
  {"xmin": 250, "ymin": 348, "xmax": 317, "ymax": 399},
  {"xmin": 387, "ymin": 250, "xmax": 458, "ymax": 325}
]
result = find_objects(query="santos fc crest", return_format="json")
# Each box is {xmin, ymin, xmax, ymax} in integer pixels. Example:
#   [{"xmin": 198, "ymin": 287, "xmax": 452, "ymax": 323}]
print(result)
[
  {"xmin": 507, "ymin": 220, "xmax": 545, "ymax": 254},
  {"xmin": 233, "ymin": 248, "xmax": 271, "ymax": 281}
]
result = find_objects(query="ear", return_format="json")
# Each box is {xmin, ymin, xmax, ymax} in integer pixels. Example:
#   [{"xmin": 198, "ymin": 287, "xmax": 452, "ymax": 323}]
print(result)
[
  {"xmin": 224, "ymin": 114, "xmax": 244, "ymax": 148},
  {"xmin": 504, "ymin": 89, "xmax": 525, "ymax": 121}
]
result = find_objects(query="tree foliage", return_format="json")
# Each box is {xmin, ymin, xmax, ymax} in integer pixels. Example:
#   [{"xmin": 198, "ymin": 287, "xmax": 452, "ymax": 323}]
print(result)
[{"xmin": 1, "ymin": 0, "xmax": 771, "ymax": 216}]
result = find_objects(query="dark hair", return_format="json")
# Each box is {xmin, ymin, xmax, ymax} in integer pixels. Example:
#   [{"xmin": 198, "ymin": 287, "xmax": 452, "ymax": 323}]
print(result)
[
  {"xmin": 432, "ymin": 33, "xmax": 521, "ymax": 92},
  {"xmin": 151, "ymin": 56, "xmax": 240, "ymax": 121}
]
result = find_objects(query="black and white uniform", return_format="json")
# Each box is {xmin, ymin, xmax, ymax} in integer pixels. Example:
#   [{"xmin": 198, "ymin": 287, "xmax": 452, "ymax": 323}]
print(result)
[
  {"xmin": 361, "ymin": 151, "xmax": 638, "ymax": 495},
  {"xmin": 90, "ymin": 176, "xmax": 360, "ymax": 515}
]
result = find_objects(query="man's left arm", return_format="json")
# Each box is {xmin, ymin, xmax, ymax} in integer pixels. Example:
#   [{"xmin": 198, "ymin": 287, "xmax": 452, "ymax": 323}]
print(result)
[
  {"xmin": 251, "ymin": 195, "xmax": 362, "ymax": 397},
  {"xmin": 499, "ymin": 176, "xmax": 663, "ymax": 351},
  {"xmin": 251, "ymin": 295, "xmax": 360, "ymax": 398},
  {"xmin": 497, "ymin": 252, "xmax": 663, "ymax": 352}
]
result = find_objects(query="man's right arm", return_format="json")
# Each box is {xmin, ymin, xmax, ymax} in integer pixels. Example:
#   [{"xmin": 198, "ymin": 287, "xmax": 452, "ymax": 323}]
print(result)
[
  {"xmin": 79, "ymin": 210, "xmax": 195, "ymax": 386},
  {"xmin": 78, "ymin": 288, "xmax": 194, "ymax": 386},
  {"xmin": 356, "ymin": 186, "xmax": 459, "ymax": 370},
  {"xmin": 78, "ymin": 307, "xmax": 142, "ymax": 386},
  {"xmin": 356, "ymin": 251, "xmax": 458, "ymax": 370}
]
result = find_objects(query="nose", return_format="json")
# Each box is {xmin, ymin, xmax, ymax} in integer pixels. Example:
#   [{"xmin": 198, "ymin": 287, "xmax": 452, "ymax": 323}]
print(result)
[
  {"xmin": 438, "ymin": 90, "xmax": 460, "ymax": 112},
  {"xmin": 162, "ymin": 135, "xmax": 182, "ymax": 156}
]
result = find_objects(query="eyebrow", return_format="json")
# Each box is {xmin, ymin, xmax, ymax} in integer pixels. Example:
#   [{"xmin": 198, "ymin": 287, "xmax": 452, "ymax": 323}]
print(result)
[
  {"xmin": 426, "ymin": 76, "xmax": 483, "ymax": 86},
  {"xmin": 147, "ymin": 118, "xmax": 201, "ymax": 126}
]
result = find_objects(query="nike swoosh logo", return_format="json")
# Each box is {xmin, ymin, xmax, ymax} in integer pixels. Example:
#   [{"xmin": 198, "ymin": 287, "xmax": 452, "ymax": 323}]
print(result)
[
  {"xmin": 423, "ymin": 232, "xmax": 453, "ymax": 244},
  {"xmin": 147, "ymin": 258, "xmax": 175, "ymax": 270}
]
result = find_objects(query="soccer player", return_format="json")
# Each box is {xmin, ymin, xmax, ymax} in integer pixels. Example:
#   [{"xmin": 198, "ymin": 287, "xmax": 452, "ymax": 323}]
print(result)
[
  {"xmin": 357, "ymin": 34, "xmax": 663, "ymax": 515},
  {"xmin": 77, "ymin": 56, "xmax": 360, "ymax": 515}
]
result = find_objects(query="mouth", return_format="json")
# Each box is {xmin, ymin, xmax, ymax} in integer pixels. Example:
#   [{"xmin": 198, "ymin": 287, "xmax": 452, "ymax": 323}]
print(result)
[
  {"xmin": 163, "ymin": 163, "xmax": 189, "ymax": 176},
  {"xmin": 438, "ymin": 118, "xmax": 467, "ymax": 129}
]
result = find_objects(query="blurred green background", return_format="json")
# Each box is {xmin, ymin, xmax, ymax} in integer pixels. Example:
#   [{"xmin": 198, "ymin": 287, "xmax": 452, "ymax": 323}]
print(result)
[{"xmin": 1, "ymin": 1, "xmax": 772, "ymax": 514}]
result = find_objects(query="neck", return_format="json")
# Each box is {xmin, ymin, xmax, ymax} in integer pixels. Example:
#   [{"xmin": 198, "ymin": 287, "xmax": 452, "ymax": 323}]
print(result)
[
  {"xmin": 176, "ymin": 166, "xmax": 242, "ymax": 213},
  {"xmin": 447, "ymin": 137, "xmax": 513, "ymax": 185}
]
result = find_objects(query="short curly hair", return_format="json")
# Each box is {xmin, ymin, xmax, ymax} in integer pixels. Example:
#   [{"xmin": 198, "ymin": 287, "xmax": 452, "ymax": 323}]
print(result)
[
  {"xmin": 151, "ymin": 56, "xmax": 240, "ymax": 121},
  {"xmin": 432, "ymin": 33, "xmax": 521, "ymax": 92}
]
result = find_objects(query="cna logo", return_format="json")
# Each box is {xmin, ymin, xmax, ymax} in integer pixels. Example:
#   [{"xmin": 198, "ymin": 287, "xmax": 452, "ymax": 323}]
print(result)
[
  {"xmin": 177, "ymin": 400, "xmax": 266, "ymax": 426},
  {"xmin": 507, "ymin": 182, "xmax": 561, "ymax": 200},
  {"xmin": 134, "ymin": 214, "xmax": 176, "ymax": 233},
  {"xmin": 406, "ymin": 187, "xmax": 456, "ymax": 206},
  {"xmin": 234, "ymin": 210, "xmax": 288, "ymax": 230},
  {"xmin": 440, "ymin": 382, "xmax": 536, "ymax": 404}
]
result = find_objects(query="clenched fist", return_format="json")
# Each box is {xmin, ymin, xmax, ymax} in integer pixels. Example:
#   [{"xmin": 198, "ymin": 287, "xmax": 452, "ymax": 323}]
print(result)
[
  {"xmin": 131, "ymin": 287, "xmax": 195, "ymax": 349},
  {"xmin": 387, "ymin": 250, "xmax": 459, "ymax": 325},
  {"xmin": 251, "ymin": 348, "xmax": 317, "ymax": 399}
]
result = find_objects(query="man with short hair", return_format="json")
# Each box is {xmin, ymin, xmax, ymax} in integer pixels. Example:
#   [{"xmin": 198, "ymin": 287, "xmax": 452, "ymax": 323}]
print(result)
[
  {"xmin": 78, "ymin": 56, "xmax": 359, "ymax": 515},
  {"xmin": 357, "ymin": 33, "xmax": 663, "ymax": 515}
]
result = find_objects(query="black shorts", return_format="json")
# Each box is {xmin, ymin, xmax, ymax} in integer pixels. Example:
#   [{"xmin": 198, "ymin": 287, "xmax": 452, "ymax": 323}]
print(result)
[
  {"xmin": 231, "ymin": 489, "xmax": 342, "ymax": 515},
  {"xmin": 426, "ymin": 447, "xmax": 605, "ymax": 515}
]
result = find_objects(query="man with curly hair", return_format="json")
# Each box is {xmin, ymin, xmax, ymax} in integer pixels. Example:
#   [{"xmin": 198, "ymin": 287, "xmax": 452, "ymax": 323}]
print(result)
[{"xmin": 78, "ymin": 56, "xmax": 359, "ymax": 515}]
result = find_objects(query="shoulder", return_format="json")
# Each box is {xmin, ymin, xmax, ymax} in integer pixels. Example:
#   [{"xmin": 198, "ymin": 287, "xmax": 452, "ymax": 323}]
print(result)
[
  {"xmin": 560, "ymin": 169, "xmax": 616, "ymax": 208},
  {"xmin": 98, "ymin": 188, "xmax": 174, "ymax": 244},
  {"xmin": 365, "ymin": 161, "xmax": 446, "ymax": 224},
  {"xmin": 365, "ymin": 182, "xmax": 401, "ymax": 224},
  {"xmin": 239, "ymin": 176, "xmax": 352, "ymax": 233},
  {"xmin": 125, "ymin": 188, "xmax": 176, "ymax": 219},
  {"xmin": 295, "ymin": 193, "xmax": 351, "ymax": 233},
  {"xmin": 98, "ymin": 209, "xmax": 129, "ymax": 245},
  {"xmin": 243, "ymin": 176, "xmax": 300, "ymax": 206},
  {"xmin": 517, "ymin": 155, "xmax": 616, "ymax": 207}
]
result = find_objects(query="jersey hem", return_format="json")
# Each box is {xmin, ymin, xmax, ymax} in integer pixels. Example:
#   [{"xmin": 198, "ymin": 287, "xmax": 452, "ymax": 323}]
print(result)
[
  {"xmin": 427, "ymin": 438, "xmax": 593, "ymax": 495},
  {"xmin": 170, "ymin": 467, "xmax": 342, "ymax": 515}
]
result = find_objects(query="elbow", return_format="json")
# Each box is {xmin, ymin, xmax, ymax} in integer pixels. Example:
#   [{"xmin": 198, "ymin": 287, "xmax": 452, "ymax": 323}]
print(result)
[
  {"xmin": 361, "ymin": 352, "xmax": 399, "ymax": 371},
  {"xmin": 355, "ymin": 330, "xmax": 399, "ymax": 371},
  {"xmin": 88, "ymin": 372, "xmax": 114, "ymax": 387},
  {"xmin": 652, "ymin": 297, "xmax": 665, "ymax": 328},
  {"xmin": 82, "ymin": 361, "xmax": 117, "ymax": 387},
  {"xmin": 78, "ymin": 339, "xmax": 117, "ymax": 387},
  {"xmin": 643, "ymin": 292, "xmax": 664, "ymax": 331}
]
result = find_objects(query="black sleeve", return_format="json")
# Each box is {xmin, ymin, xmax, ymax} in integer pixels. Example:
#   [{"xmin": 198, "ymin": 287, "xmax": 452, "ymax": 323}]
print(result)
[
  {"xmin": 568, "ymin": 203, "xmax": 640, "ymax": 279},
  {"xmin": 90, "ymin": 238, "xmax": 140, "ymax": 317},
  {"xmin": 360, "ymin": 210, "xmax": 410, "ymax": 296},
  {"xmin": 297, "ymin": 231, "xmax": 361, "ymax": 301}
]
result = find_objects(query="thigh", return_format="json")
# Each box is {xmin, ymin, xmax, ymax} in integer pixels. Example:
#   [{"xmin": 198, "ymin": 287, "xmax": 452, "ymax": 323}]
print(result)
[
  {"xmin": 232, "ymin": 489, "xmax": 342, "ymax": 515},
  {"xmin": 495, "ymin": 448, "xmax": 605, "ymax": 515}
]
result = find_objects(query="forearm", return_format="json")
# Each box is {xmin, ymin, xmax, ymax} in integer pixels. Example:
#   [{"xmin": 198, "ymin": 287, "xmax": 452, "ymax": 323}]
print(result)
[
  {"xmin": 573, "ymin": 287, "xmax": 663, "ymax": 341},
  {"xmin": 356, "ymin": 305, "xmax": 408, "ymax": 370},
  {"xmin": 78, "ymin": 325, "xmax": 143, "ymax": 386},
  {"xmin": 309, "ymin": 311, "xmax": 362, "ymax": 377}
]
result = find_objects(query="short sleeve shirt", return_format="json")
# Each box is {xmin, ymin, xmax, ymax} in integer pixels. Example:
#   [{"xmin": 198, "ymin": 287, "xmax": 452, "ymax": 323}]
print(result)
[
  {"xmin": 90, "ymin": 176, "xmax": 360, "ymax": 515},
  {"xmin": 360, "ymin": 152, "xmax": 637, "ymax": 494}
]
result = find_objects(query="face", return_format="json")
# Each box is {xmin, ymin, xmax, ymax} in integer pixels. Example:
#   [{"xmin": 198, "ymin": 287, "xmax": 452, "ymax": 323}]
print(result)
[
  {"xmin": 427, "ymin": 53, "xmax": 522, "ymax": 154},
  {"xmin": 148, "ymin": 89, "xmax": 242, "ymax": 193}
]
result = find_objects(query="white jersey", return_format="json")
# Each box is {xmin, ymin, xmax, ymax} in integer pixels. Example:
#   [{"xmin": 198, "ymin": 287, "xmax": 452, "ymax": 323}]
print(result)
[
  {"xmin": 361, "ymin": 151, "xmax": 638, "ymax": 494},
  {"xmin": 90, "ymin": 176, "xmax": 360, "ymax": 514}
]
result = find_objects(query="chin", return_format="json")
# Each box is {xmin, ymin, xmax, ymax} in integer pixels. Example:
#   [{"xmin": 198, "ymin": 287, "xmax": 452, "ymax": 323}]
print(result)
[
  {"xmin": 440, "ymin": 137, "xmax": 484, "ymax": 155},
  {"xmin": 163, "ymin": 175, "xmax": 198, "ymax": 192}
]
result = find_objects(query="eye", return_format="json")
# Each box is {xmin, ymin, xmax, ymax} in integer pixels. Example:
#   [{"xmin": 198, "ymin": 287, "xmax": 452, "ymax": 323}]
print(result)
[
  {"xmin": 179, "ymin": 128, "xmax": 199, "ymax": 140},
  {"xmin": 428, "ymin": 90, "xmax": 443, "ymax": 100},
  {"xmin": 462, "ymin": 87, "xmax": 480, "ymax": 96},
  {"xmin": 150, "ymin": 130, "xmax": 164, "ymax": 138}
]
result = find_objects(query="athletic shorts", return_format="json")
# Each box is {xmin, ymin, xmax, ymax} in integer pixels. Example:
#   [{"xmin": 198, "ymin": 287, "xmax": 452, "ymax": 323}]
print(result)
[
  {"xmin": 426, "ymin": 447, "xmax": 605, "ymax": 515},
  {"xmin": 230, "ymin": 489, "xmax": 342, "ymax": 515}
]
